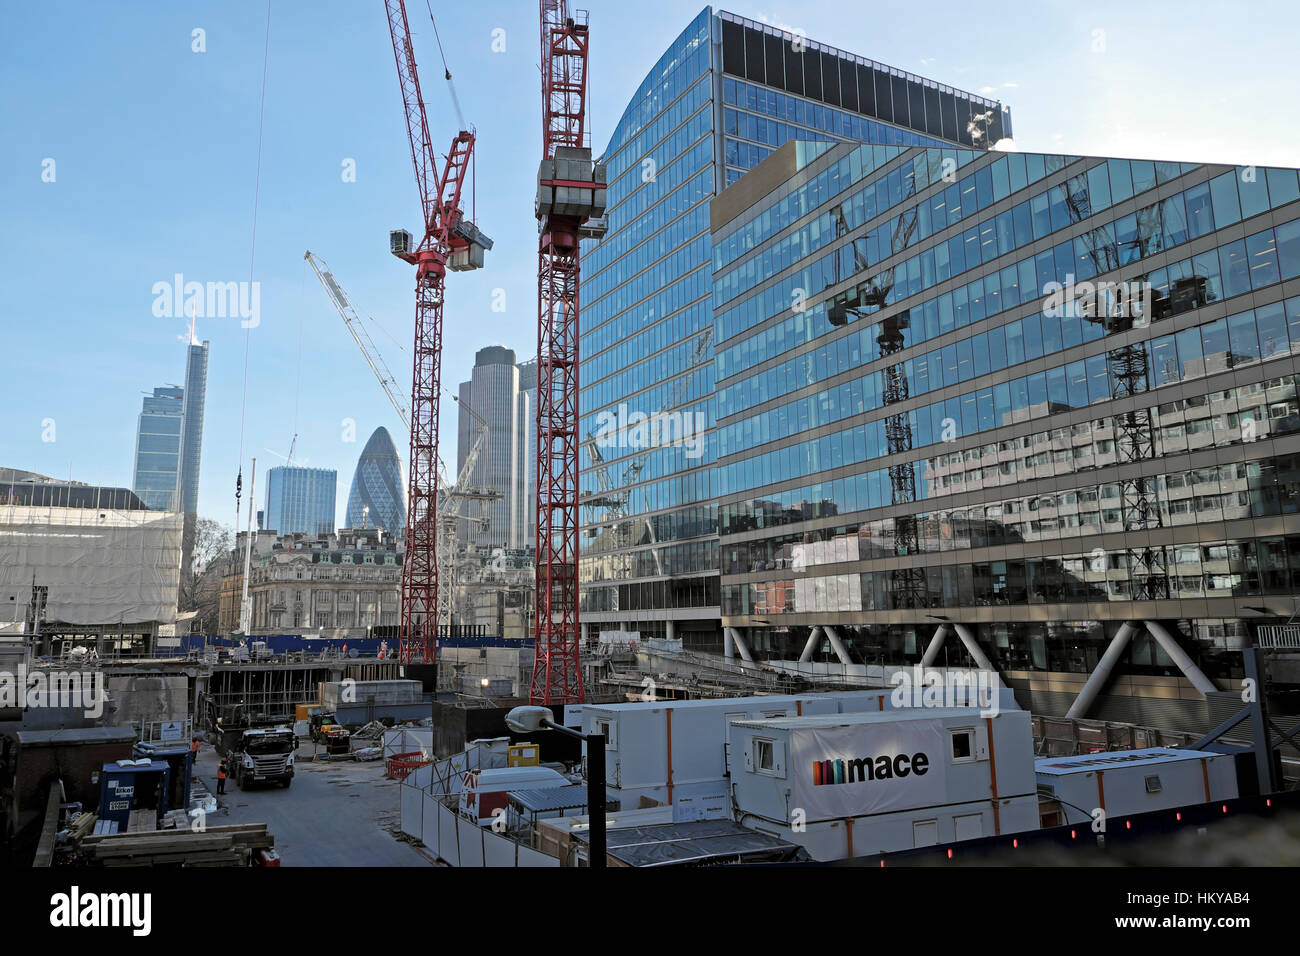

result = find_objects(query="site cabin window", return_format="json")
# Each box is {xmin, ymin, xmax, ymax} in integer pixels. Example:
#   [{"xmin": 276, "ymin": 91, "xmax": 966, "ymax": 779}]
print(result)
[
  {"xmin": 594, "ymin": 718, "xmax": 616, "ymax": 748},
  {"xmin": 748, "ymin": 736, "xmax": 785, "ymax": 778},
  {"xmin": 950, "ymin": 728, "xmax": 976, "ymax": 763}
]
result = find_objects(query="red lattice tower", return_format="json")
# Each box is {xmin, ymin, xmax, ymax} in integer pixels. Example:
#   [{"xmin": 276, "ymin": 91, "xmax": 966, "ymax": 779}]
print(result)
[
  {"xmin": 384, "ymin": 0, "xmax": 489, "ymax": 664},
  {"xmin": 531, "ymin": 0, "xmax": 605, "ymax": 703}
]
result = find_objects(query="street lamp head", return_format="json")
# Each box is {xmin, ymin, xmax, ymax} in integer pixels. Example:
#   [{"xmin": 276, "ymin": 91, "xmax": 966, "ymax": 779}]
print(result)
[{"xmin": 504, "ymin": 705, "xmax": 551, "ymax": 734}]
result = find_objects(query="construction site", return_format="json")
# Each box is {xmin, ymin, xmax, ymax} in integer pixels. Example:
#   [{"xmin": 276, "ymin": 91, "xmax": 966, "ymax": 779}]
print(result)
[{"xmin": 3, "ymin": 1, "xmax": 1300, "ymax": 904}]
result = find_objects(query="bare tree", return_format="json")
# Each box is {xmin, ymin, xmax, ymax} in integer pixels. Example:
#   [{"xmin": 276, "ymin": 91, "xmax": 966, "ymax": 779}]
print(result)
[{"xmin": 179, "ymin": 518, "xmax": 234, "ymax": 631}]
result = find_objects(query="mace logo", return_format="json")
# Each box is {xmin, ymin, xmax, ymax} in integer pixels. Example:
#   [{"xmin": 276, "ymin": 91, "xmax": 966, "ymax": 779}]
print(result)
[{"xmin": 812, "ymin": 751, "xmax": 930, "ymax": 786}]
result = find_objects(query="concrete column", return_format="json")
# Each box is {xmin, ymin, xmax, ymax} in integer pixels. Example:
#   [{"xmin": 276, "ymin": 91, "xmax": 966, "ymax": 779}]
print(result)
[
  {"xmin": 665, "ymin": 619, "xmax": 675, "ymax": 642},
  {"xmin": 1066, "ymin": 621, "xmax": 1138, "ymax": 719},
  {"xmin": 1144, "ymin": 620, "xmax": 1217, "ymax": 696},
  {"xmin": 724, "ymin": 627, "xmax": 754, "ymax": 663},
  {"xmin": 919, "ymin": 625, "xmax": 950, "ymax": 668},
  {"xmin": 822, "ymin": 625, "xmax": 853, "ymax": 667},
  {"xmin": 952, "ymin": 623, "xmax": 995, "ymax": 671},
  {"xmin": 799, "ymin": 626, "xmax": 824, "ymax": 663}
]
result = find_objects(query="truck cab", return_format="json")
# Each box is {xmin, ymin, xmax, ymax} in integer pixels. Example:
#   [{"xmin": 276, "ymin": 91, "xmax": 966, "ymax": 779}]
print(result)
[{"xmin": 228, "ymin": 727, "xmax": 295, "ymax": 789}]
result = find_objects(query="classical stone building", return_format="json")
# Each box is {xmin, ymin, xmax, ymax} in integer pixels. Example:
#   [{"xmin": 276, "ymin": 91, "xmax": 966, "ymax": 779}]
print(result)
[{"xmin": 220, "ymin": 528, "xmax": 401, "ymax": 638}]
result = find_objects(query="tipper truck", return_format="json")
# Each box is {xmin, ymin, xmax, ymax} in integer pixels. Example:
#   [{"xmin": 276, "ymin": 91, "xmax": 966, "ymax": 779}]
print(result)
[{"xmin": 225, "ymin": 727, "xmax": 296, "ymax": 789}]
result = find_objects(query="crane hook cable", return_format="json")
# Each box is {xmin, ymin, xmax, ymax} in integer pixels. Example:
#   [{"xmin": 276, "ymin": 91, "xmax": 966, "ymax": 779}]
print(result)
[
  {"xmin": 424, "ymin": 0, "xmax": 465, "ymax": 130},
  {"xmin": 236, "ymin": 0, "xmax": 274, "ymax": 528}
]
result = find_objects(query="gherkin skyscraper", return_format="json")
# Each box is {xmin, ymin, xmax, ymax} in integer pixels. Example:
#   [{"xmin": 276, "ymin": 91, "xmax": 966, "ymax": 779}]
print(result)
[{"xmin": 346, "ymin": 426, "xmax": 405, "ymax": 535}]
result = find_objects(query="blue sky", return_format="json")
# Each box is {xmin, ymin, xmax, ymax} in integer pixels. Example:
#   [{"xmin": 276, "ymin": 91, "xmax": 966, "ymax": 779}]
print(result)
[{"xmin": 2, "ymin": 0, "xmax": 1297, "ymax": 530}]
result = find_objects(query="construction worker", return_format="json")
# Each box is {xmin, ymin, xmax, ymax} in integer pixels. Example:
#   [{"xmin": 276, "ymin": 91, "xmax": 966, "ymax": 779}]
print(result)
[
  {"xmin": 216, "ymin": 757, "xmax": 228, "ymax": 794},
  {"xmin": 190, "ymin": 736, "xmax": 201, "ymax": 763}
]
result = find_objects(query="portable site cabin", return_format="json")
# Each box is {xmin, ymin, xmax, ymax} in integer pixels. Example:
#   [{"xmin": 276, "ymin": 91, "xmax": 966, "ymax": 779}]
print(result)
[
  {"xmin": 457, "ymin": 765, "xmax": 569, "ymax": 827},
  {"xmin": 1035, "ymin": 747, "xmax": 1239, "ymax": 827},
  {"xmin": 727, "ymin": 708, "xmax": 1038, "ymax": 861},
  {"xmin": 580, "ymin": 686, "xmax": 1017, "ymax": 818},
  {"xmin": 580, "ymin": 691, "xmax": 891, "ymax": 816}
]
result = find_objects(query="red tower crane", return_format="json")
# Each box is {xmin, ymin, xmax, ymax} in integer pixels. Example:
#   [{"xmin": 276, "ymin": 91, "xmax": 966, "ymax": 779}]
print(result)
[
  {"xmin": 531, "ymin": 0, "xmax": 606, "ymax": 704},
  {"xmin": 383, "ymin": 0, "xmax": 492, "ymax": 665}
]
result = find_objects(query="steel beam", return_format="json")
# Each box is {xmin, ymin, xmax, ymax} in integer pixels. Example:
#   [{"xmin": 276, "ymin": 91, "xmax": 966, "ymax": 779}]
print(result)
[
  {"xmin": 822, "ymin": 625, "xmax": 853, "ymax": 667},
  {"xmin": 952, "ymin": 624, "xmax": 996, "ymax": 671},
  {"xmin": 800, "ymin": 626, "xmax": 824, "ymax": 664},
  {"xmin": 1144, "ymin": 620, "xmax": 1216, "ymax": 696},
  {"xmin": 919, "ymin": 625, "xmax": 950, "ymax": 668},
  {"xmin": 1065, "ymin": 621, "xmax": 1138, "ymax": 719}
]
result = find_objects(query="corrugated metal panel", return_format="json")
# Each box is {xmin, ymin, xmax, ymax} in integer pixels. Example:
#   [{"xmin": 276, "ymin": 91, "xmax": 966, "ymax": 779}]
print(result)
[
  {"xmin": 1133, "ymin": 696, "xmax": 1209, "ymax": 735},
  {"xmin": 1026, "ymin": 689, "xmax": 1074, "ymax": 718},
  {"xmin": 1093, "ymin": 694, "xmax": 1143, "ymax": 727}
]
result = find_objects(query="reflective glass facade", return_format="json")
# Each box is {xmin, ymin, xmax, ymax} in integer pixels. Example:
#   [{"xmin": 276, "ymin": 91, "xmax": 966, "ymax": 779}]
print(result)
[
  {"xmin": 265, "ymin": 465, "xmax": 337, "ymax": 536},
  {"xmin": 346, "ymin": 426, "xmax": 405, "ymax": 535},
  {"xmin": 456, "ymin": 346, "xmax": 536, "ymax": 551},
  {"xmin": 713, "ymin": 135, "xmax": 1300, "ymax": 704},
  {"xmin": 179, "ymin": 340, "xmax": 208, "ymax": 516},
  {"xmin": 132, "ymin": 386, "xmax": 184, "ymax": 511},
  {"xmin": 578, "ymin": 8, "xmax": 1005, "ymax": 647}
]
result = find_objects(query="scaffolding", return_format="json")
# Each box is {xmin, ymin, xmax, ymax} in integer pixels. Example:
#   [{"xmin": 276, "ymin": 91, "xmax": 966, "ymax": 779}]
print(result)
[{"xmin": 0, "ymin": 501, "xmax": 181, "ymax": 630}]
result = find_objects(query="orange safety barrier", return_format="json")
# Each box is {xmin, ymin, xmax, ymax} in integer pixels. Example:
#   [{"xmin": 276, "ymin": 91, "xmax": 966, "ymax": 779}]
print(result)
[{"xmin": 386, "ymin": 751, "xmax": 432, "ymax": 780}]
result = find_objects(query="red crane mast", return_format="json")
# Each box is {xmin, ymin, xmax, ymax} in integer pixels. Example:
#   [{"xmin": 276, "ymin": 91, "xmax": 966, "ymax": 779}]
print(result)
[
  {"xmin": 384, "ymin": 0, "xmax": 491, "ymax": 665},
  {"xmin": 531, "ymin": 0, "xmax": 606, "ymax": 704}
]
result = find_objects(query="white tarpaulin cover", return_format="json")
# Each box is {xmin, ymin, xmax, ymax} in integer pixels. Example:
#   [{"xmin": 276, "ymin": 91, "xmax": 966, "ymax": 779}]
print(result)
[
  {"xmin": 0, "ymin": 505, "xmax": 181, "ymax": 626},
  {"xmin": 788, "ymin": 721, "xmax": 948, "ymax": 822}
]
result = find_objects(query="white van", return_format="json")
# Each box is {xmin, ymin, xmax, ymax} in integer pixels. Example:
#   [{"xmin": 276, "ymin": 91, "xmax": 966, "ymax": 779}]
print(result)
[{"xmin": 458, "ymin": 765, "xmax": 569, "ymax": 827}]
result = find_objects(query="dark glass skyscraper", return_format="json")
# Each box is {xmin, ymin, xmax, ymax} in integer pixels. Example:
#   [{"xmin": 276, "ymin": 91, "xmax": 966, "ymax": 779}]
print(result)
[
  {"xmin": 346, "ymin": 426, "xmax": 406, "ymax": 534},
  {"xmin": 578, "ymin": 7, "xmax": 1009, "ymax": 649}
]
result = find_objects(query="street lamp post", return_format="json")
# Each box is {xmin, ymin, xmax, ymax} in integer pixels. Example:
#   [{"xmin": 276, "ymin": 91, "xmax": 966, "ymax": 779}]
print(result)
[{"xmin": 505, "ymin": 705, "xmax": 606, "ymax": 867}]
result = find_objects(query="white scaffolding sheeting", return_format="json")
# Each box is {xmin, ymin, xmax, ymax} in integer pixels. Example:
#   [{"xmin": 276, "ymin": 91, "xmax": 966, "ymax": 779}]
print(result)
[{"xmin": 0, "ymin": 505, "xmax": 181, "ymax": 626}]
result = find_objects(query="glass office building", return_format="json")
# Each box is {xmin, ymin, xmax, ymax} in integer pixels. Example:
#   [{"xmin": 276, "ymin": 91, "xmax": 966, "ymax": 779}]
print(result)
[
  {"xmin": 578, "ymin": 8, "xmax": 1008, "ymax": 648},
  {"xmin": 264, "ymin": 465, "xmax": 337, "ymax": 536},
  {"xmin": 345, "ymin": 426, "xmax": 406, "ymax": 535},
  {"xmin": 456, "ymin": 346, "xmax": 536, "ymax": 551},
  {"xmin": 132, "ymin": 386, "xmax": 184, "ymax": 511},
  {"xmin": 712, "ymin": 136, "xmax": 1300, "ymax": 724}
]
